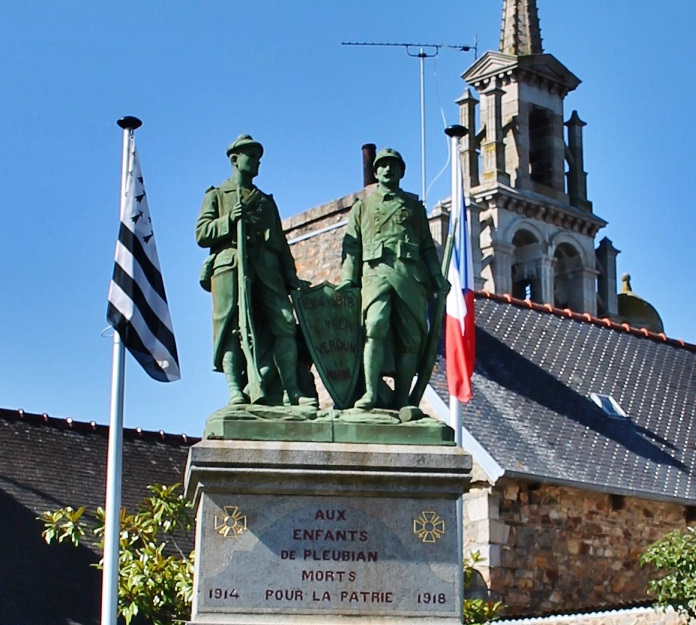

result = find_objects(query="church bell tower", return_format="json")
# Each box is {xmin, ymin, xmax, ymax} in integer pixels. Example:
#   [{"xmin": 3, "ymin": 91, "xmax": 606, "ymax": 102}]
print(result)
[{"xmin": 460, "ymin": 0, "xmax": 616, "ymax": 316}]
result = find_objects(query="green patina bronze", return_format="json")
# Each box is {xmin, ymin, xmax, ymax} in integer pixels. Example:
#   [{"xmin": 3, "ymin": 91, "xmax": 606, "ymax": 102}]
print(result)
[
  {"xmin": 292, "ymin": 282, "xmax": 363, "ymax": 409},
  {"xmin": 196, "ymin": 140, "xmax": 453, "ymax": 445},
  {"xmin": 196, "ymin": 134, "xmax": 317, "ymax": 415},
  {"xmin": 338, "ymin": 148, "xmax": 450, "ymax": 412},
  {"xmin": 204, "ymin": 407, "xmax": 454, "ymax": 445}
]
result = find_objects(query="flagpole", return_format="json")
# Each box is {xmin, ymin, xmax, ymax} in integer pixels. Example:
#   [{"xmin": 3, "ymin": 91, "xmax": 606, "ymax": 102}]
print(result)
[
  {"xmin": 101, "ymin": 115, "xmax": 142, "ymax": 625},
  {"xmin": 445, "ymin": 124, "xmax": 467, "ymax": 622},
  {"xmin": 444, "ymin": 124, "xmax": 467, "ymax": 443}
]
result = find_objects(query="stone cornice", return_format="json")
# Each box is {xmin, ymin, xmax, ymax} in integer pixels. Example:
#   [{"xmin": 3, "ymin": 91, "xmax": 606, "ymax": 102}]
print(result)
[
  {"xmin": 472, "ymin": 185, "xmax": 606, "ymax": 237},
  {"xmin": 463, "ymin": 51, "xmax": 580, "ymax": 97}
]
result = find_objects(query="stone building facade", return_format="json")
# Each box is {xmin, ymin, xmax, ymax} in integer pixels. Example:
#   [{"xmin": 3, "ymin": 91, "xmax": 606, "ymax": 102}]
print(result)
[
  {"xmin": 464, "ymin": 481, "xmax": 691, "ymax": 615},
  {"xmin": 284, "ymin": 190, "xmax": 361, "ymax": 286}
]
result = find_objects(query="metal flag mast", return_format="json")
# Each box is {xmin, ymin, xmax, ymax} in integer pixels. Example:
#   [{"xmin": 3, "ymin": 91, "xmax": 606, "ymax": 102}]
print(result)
[
  {"xmin": 342, "ymin": 40, "xmax": 476, "ymax": 207},
  {"xmin": 445, "ymin": 123, "xmax": 469, "ymax": 619},
  {"xmin": 444, "ymin": 123, "xmax": 468, "ymax": 446},
  {"xmin": 101, "ymin": 115, "xmax": 142, "ymax": 625}
]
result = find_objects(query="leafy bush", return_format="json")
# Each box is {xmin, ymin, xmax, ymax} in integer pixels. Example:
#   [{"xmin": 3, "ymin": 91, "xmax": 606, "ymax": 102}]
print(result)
[
  {"xmin": 463, "ymin": 550, "xmax": 505, "ymax": 624},
  {"xmin": 40, "ymin": 483, "xmax": 194, "ymax": 625},
  {"xmin": 640, "ymin": 526, "xmax": 696, "ymax": 621}
]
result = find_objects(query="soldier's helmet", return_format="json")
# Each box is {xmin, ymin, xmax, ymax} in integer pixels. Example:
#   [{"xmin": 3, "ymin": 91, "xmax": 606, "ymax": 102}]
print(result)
[
  {"xmin": 226, "ymin": 134, "xmax": 264, "ymax": 158},
  {"xmin": 373, "ymin": 147, "xmax": 405, "ymax": 173}
]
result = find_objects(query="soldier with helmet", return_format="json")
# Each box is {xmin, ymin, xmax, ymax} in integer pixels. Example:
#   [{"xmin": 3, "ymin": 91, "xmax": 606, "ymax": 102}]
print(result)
[
  {"xmin": 338, "ymin": 148, "xmax": 449, "ymax": 410},
  {"xmin": 196, "ymin": 134, "xmax": 314, "ymax": 408}
]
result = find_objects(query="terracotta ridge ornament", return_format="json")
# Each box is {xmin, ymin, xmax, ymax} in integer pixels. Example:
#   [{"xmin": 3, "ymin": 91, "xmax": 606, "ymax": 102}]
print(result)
[{"xmin": 477, "ymin": 291, "xmax": 694, "ymax": 351}]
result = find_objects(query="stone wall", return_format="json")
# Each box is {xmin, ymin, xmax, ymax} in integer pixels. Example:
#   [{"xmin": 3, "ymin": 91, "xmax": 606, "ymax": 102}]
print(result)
[
  {"xmin": 464, "ymin": 480, "xmax": 689, "ymax": 616},
  {"xmin": 283, "ymin": 188, "xmax": 367, "ymax": 286}
]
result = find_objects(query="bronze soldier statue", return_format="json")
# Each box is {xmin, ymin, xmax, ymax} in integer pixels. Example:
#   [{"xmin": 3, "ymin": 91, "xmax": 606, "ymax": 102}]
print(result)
[
  {"xmin": 338, "ymin": 148, "xmax": 449, "ymax": 410},
  {"xmin": 196, "ymin": 134, "xmax": 314, "ymax": 407}
]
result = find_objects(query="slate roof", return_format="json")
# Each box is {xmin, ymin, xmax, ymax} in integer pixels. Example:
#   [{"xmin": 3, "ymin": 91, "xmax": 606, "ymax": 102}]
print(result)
[
  {"xmin": 429, "ymin": 292, "xmax": 696, "ymax": 504},
  {"xmin": 4, "ymin": 293, "xmax": 696, "ymax": 624},
  {"xmin": 0, "ymin": 408, "xmax": 196, "ymax": 625}
]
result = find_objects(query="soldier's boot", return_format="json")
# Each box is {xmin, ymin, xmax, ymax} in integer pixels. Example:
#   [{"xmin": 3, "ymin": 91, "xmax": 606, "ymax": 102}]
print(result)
[
  {"xmin": 222, "ymin": 343, "xmax": 246, "ymax": 405},
  {"xmin": 354, "ymin": 338, "xmax": 383, "ymax": 410},
  {"xmin": 274, "ymin": 337, "xmax": 317, "ymax": 407},
  {"xmin": 393, "ymin": 352, "xmax": 418, "ymax": 409}
]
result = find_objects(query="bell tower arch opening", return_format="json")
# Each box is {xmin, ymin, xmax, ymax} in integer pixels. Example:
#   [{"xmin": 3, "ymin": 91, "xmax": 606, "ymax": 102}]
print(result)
[
  {"xmin": 528, "ymin": 105, "xmax": 555, "ymax": 188},
  {"xmin": 512, "ymin": 229, "xmax": 543, "ymax": 303}
]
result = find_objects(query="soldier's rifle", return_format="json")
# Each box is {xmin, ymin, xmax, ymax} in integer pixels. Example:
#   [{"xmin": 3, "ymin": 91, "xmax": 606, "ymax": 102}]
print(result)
[
  {"xmin": 236, "ymin": 188, "xmax": 263, "ymax": 402},
  {"xmin": 408, "ymin": 217, "xmax": 457, "ymax": 405}
]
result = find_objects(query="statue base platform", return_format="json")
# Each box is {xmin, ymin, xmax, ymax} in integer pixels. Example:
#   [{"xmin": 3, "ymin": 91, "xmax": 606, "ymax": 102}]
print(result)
[
  {"xmin": 185, "ymin": 439, "xmax": 471, "ymax": 625},
  {"xmin": 204, "ymin": 405, "xmax": 454, "ymax": 446}
]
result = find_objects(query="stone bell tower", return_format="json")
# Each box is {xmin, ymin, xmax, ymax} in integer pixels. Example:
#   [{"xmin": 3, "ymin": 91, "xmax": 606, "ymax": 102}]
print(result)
[{"xmin": 460, "ymin": 0, "xmax": 616, "ymax": 316}]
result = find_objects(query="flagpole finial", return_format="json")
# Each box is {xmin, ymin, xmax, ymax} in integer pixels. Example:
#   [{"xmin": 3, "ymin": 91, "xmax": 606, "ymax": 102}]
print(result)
[
  {"xmin": 117, "ymin": 116, "xmax": 142, "ymax": 131},
  {"xmin": 445, "ymin": 124, "xmax": 468, "ymax": 138}
]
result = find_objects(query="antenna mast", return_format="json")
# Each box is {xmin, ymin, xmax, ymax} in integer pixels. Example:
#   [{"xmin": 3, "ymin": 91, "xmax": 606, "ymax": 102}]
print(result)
[{"xmin": 342, "ymin": 41, "xmax": 477, "ymax": 206}]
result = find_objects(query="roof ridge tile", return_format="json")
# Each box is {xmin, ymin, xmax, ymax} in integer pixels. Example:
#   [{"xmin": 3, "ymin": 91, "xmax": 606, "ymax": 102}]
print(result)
[
  {"xmin": 475, "ymin": 290, "xmax": 696, "ymax": 352},
  {"xmin": 0, "ymin": 408, "xmax": 200, "ymax": 445}
]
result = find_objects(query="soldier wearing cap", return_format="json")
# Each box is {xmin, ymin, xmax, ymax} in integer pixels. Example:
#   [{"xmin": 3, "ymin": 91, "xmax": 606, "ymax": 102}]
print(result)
[
  {"xmin": 196, "ymin": 134, "xmax": 314, "ymax": 407},
  {"xmin": 338, "ymin": 148, "xmax": 449, "ymax": 410}
]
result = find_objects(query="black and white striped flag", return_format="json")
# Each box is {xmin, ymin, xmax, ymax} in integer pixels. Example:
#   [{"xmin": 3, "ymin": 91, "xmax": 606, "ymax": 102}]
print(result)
[{"xmin": 107, "ymin": 136, "xmax": 180, "ymax": 382}]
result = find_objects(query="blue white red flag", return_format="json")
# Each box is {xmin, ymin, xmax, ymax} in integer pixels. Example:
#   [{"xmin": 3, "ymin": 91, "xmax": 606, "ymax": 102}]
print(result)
[{"xmin": 445, "ymin": 156, "xmax": 475, "ymax": 403}]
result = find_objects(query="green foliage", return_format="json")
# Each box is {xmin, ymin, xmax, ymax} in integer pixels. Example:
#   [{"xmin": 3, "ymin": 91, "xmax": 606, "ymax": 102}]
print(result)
[
  {"xmin": 640, "ymin": 526, "xmax": 696, "ymax": 621},
  {"xmin": 40, "ymin": 483, "xmax": 194, "ymax": 625},
  {"xmin": 41, "ymin": 505, "xmax": 87, "ymax": 546},
  {"xmin": 462, "ymin": 550, "xmax": 506, "ymax": 625}
]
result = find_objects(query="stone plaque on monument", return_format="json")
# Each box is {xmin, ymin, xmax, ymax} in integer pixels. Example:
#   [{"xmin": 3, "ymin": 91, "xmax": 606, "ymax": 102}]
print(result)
[
  {"xmin": 196, "ymin": 494, "xmax": 457, "ymax": 617},
  {"xmin": 186, "ymin": 440, "xmax": 471, "ymax": 625}
]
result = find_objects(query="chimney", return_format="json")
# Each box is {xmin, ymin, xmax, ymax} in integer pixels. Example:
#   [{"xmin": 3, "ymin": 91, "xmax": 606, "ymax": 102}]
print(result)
[
  {"xmin": 596, "ymin": 237, "xmax": 619, "ymax": 318},
  {"xmin": 362, "ymin": 143, "xmax": 377, "ymax": 187}
]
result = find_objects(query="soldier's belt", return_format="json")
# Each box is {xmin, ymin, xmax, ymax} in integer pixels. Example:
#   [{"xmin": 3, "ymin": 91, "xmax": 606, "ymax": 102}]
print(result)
[{"xmin": 362, "ymin": 240, "xmax": 419, "ymax": 263}]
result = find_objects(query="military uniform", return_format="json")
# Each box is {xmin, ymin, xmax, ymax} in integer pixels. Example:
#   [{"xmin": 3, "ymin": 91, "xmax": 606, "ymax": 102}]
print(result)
[
  {"xmin": 196, "ymin": 133, "xmax": 315, "ymax": 408},
  {"xmin": 341, "ymin": 188, "xmax": 441, "ymax": 355},
  {"xmin": 196, "ymin": 179, "xmax": 299, "ymax": 374},
  {"xmin": 339, "ymin": 147, "xmax": 447, "ymax": 410}
]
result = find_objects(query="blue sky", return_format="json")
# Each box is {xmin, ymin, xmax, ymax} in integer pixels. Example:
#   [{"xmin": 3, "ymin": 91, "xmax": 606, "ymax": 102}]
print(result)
[{"xmin": 1, "ymin": 1, "xmax": 694, "ymax": 435}]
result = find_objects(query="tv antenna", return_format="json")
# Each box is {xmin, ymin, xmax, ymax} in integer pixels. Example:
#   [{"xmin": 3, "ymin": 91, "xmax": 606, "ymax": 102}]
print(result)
[{"xmin": 342, "ymin": 40, "xmax": 477, "ymax": 206}]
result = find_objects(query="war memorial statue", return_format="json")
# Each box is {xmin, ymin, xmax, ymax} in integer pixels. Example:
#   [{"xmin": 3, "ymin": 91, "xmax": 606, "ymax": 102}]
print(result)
[
  {"xmin": 195, "ymin": 136, "xmax": 453, "ymax": 442},
  {"xmin": 337, "ymin": 148, "xmax": 450, "ymax": 411},
  {"xmin": 196, "ymin": 134, "xmax": 315, "ymax": 410},
  {"xmin": 186, "ymin": 140, "xmax": 467, "ymax": 625}
]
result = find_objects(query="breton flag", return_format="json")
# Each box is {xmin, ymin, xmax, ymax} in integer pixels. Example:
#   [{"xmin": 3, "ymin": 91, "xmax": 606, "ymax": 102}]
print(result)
[
  {"xmin": 106, "ymin": 136, "xmax": 180, "ymax": 382},
  {"xmin": 445, "ymin": 154, "xmax": 475, "ymax": 403}
]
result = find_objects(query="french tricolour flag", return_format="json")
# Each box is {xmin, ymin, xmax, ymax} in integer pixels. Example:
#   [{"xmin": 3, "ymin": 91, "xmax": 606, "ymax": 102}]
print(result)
[{"xmin": 445, "ymin": 154, "xmax": 475, "ymax": 403}]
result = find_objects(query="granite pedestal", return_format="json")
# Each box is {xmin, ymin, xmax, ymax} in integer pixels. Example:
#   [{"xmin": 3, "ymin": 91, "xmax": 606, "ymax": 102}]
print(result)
[{"xmin": 185, "ymin": 439, "xmax": 471, "ymax": 625}]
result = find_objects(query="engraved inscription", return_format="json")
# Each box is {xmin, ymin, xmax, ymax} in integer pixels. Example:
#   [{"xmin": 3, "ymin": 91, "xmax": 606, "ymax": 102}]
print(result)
[{"xmin": 199, "ymin": 496, "xmax": 458, "ymax": 617}]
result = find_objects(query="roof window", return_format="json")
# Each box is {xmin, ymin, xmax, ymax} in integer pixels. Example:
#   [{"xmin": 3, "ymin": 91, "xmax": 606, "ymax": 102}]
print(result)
[{"xmin": 590, "ymin": 393, "xmax": 628, "ymax": 419}]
